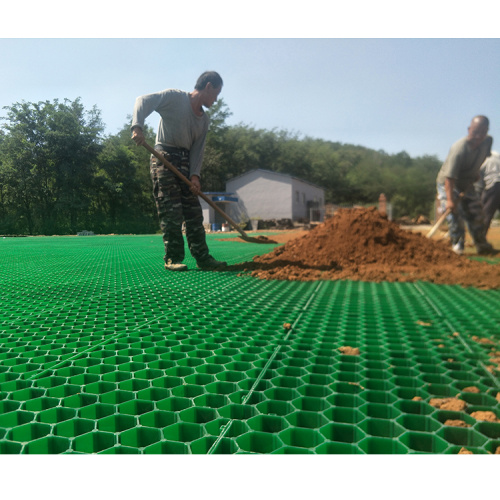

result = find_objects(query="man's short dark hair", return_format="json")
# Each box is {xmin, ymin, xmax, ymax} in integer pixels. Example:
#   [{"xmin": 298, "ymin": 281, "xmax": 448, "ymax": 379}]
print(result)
[
  {"xmin": 195, "ymin": 71, "xmax": 223, "ymax": 91},
  {"xmin": 473, "ymin": 115, "xmax": 490, "ymax": 128}
]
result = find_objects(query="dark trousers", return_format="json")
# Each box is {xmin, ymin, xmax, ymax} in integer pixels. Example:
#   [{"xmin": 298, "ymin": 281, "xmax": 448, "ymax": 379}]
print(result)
[
  {"xmin": 150, "ymin": 147, "xmax": 210, "ymax": 264},
  {"xmin": 481, "ymin": 182, "xmax": 500, "ymax": 231}
]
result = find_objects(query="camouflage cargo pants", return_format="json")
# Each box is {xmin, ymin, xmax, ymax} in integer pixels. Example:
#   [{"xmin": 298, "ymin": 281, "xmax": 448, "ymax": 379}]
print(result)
[
  {"xmin": 436, "ymin": 182, "xmax": 490, "ymax": 252},
  {"xmin": 150, "ymin": 146, "xmax": 210, "ymax": 264}
]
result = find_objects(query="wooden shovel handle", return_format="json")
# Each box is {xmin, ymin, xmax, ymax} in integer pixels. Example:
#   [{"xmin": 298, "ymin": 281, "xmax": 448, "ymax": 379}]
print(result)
[
  {"xmin": 426, "ymin": 208, "xmax": 451, "ymax": 238},
  {"xmin": 142, "ymin": 142, "xmax": 248, "ymax": 238}
]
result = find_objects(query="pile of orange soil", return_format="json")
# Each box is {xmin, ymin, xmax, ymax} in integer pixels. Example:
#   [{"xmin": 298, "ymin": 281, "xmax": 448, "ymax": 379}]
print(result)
[{"xmin": 228, "ymin": 207, "xmax": 500, "ymax": 288}]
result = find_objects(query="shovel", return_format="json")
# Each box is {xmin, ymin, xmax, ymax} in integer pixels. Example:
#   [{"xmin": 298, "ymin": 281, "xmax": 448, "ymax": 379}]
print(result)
[
  {"xmin": 426, "ymin": 192, "xmax": 464, "ymax": 239},
  {"xmin": 142, "ymin": 142, "xmax": 277, "ymax": 244},
  {"xmin": 426, "ymin": 208, "xmax": 451, "ymax": 238}
]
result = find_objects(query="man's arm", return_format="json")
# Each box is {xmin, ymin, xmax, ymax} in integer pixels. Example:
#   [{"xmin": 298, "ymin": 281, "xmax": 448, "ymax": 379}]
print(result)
[
  {"xmin": 445, "ymin": 177, "xmax": 456, "ymax": 211},
  {"xmin": 131, "ymin": 126, "xmax": 146, "ymax": 146}
]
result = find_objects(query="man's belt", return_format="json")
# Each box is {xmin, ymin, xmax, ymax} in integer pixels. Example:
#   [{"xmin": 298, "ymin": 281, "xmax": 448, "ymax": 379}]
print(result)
[{"xmin": 155, "ymin": 145, "xmax": 190, "ymax": 158}]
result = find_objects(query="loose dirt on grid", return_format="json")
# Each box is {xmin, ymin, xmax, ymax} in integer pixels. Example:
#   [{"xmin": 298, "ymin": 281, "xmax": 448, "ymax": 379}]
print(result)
[{"xmin": 225, "ymin": 207, "xmax": 500, "ymax": 289}]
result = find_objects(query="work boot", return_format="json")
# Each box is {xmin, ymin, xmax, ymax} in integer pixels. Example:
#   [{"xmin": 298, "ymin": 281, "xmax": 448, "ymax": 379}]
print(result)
[
  {"xmin": 197, "ymin": 256, "xmax": 227, "ymax": 270},
  {"xmin": 477, "ymin": 243, "xmax": 499, "ymax": 256},
  {"xmin": 452, "ymin": 242, "xmax": 464, "ymax": 255},
  {"xmin": 165, "ymin": 260, "xmax": 188, "ymax": 271}
]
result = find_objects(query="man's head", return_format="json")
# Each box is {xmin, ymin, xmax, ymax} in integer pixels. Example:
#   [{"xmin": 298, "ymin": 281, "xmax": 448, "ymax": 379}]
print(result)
[
  {"xmin": 195, "ymin": 71, "xmax": 223, "ymax": 109},
  {"xmin": 467, "ymin": 115, "xmax": 489, "ymax": 149}
]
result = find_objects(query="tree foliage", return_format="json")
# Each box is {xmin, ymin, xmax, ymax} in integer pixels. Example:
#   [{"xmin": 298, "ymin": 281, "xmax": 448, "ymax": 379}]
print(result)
[{"xmin": 0, "ymin": 97, "xmax": 441, "ymax": 235}]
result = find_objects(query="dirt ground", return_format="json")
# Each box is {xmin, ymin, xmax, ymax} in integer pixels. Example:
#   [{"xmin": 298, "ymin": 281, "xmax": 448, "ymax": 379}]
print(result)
[{"xmin": 221, "ymin": 207, "xmax": 500, "ymax": 289}]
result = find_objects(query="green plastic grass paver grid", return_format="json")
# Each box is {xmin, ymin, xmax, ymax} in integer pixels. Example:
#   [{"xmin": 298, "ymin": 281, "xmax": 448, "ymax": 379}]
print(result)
[{"xmin": 1, "ymin": 235, "xmax": 500, "ymax": 454}]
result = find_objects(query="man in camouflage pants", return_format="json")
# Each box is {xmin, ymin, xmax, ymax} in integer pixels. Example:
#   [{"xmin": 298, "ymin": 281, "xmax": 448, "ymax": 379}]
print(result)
[
  {"xmin": 436, "ymin": 115, "xmax": 496, "ymax": 255},
  {"xmin": 131, "ymin": 71, "xmax": 227, "ymax": 271}
]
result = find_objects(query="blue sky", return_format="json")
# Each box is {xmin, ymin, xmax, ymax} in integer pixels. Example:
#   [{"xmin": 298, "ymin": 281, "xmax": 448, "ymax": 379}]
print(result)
[{"xmin": 2, "ymin": 8, "xmax": 500, "ymax": 162}]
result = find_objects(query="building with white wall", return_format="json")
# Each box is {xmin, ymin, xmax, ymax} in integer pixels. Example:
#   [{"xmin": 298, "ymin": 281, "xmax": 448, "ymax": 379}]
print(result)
[
  {"xmin": 200, "ymin": 169, "xmax": 325, "ymax": 230},
  {"xmin": 226, "ymin": 169, "xmax": 325, "ymax": 222}
]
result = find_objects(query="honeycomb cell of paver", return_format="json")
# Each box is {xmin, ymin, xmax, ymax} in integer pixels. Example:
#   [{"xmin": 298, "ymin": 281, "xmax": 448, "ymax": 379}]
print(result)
[
  {"xmin": 291, "ymin": 396, "xmax": 329, "ymax": 413},
  {"xmin": 368, "ymin": 374, "xmax": 398, "ymax": 390},
  {"xmin": 204, "ymin": 417, "xmax": 230, "ymax": 436},
  {"xmin": 278, "ymin": 427, "xmax": 325, "ymax": 449},
  {"xmin": 319, "ymin": 422, "xmax": 366, "ymax": 444},
  {"xmin": 360, "ymin": 418, "xmax": 406, "ymax": 439},
  {"xmin": 204, "ymin": 381, "xmax": 239, "ymax": 397},
  {"xmin": 0, "ymin": 410, "xmax": 36, "ymax": 428},
  {"xmin": 165, "ymin": 366, "xmax": 195, "ymax": 378},
  {"xmin": 394, "ymin": 399, "xmax": 435, "ymax": 416},
  {"xmin": 216, "ymin": 404, "xmax": 255, "ymax": 422},
  {"xmin": 100, "ymin": 390, "xmax": 135, "ymax": 405},
  {"xmin": 78, "ymin": 403, "xmax": 116, "ymax": 420},
  {"xmin": 136, "ymin": 387, "xmax": 171, "ymax": 404},
  {"xmin": 148, "ymin": 360, "xmax": 176, "ymax": 371},
  {"xmin": 247, "ymin": 415, "xmax": 288, "ymax": 434},
  {"xmin": 0, "ymin": 440, "xmax": 24, "ymax": 454},
  {"xmin": 119, "ymin": 426, "xmax": 162, "ymax": 449},
  {"xmin": 97, "ymin": 414, "xmax": 137, "ymax": 433},
  {"xmin": 170, "ymin": 384, "xmax": 205, "ymax": 399},
  {"xmin": 53, "ymin": 417, "xmax": 96, "ymax": 438},
  {"xmin": 179, "ymin": 406, "xmax": 218, "ymax": 425},
  {"xmin": 33, "ymin": 376, "xmax": 67, "ymax": 389},
  {"xmin": 98, "ymin": 445, "xmax": 141, "ymax": 454},
  {"xmin": 426, "ymin": 384, "xmax": 458, "ymax": 398},
  {"xmin": 474, "ymin": 422, "xmax": 500, "ymax": 440},
  {"xmin": 453, "ymin": 381, "xmax": 490, "ymax": 393},
  {"xmin": 331, "ymin": 381, "xmax": 363, "ymax": 395},
  {"xmin": 117, "ymin": 399, "xmax": 155, "ymax": 417},
  {"xmin": 360, "ymin": 390, "xmax": 398, "ymax": 405},
  {"xmin": 437, "ymin": 426, "xmax": 488, "ymax": 448},
  {"xmin": 322, "ymin": 407, "xmax": 364, "ymax": 425},
  {"xmin": 139, "ymin": 410, "xmax": 177, "ymax": 429},
  {"xmin": 37, "ymin": 407, "xmax": 77, "ymax": 425},
  {"xmin": 24, "ymin": 436, "xmax": 72, "ymax": 454},
  {"xmin": 297, "ymin": 384, "xmax": 333, "ymax": 398},
  {"xmin": 237, "ymin": 379, "xmax": 271, "ymax": 393},
  {"xmin": 432, "ymin": 410, "xmax": 475, "ymax": 427},
  {"xmin": 398, "ymin": 431, "xmax": 450, "ymax": 453},
  {"xmin": 61, "ymin": 393, "xmax": 99, "ymax": 409},
  {"xmin": 86, "ymin": 364, "xmax": 115, "ymax": 375},
  {"xmin": 184, "ymin": 374, "xmax": 216, "ymax": 386},
  {"xmin": 315, "ymin": 441, "xmax": 362, "ymax": 454},
  {"xmin": 255, "ymin": 400, "xmax": 294, "ymax": 417},
  {"xmin": 358, "ymin": 436, "xmax": 409, "ymax": 454},
  {"xmin": 327, "ymin": 393, "xmax": 362, "ymax": 408},
  {"xmin": 461, "ymin": 392, "xmax": 498, "ymax": 407},
  {"xmin": 73, "ymin": 430, "xmax": 117, "ymax": 453},
  {"xmin": 286, "ymin": 410, "xmax": 328, "ymax": 430},
  {"xmin": 100, "ymin": 370, "xmax": 133, "ymax": 384},
  {"xmin": 483, "ymin": 440, "xmax": 500, "ymax": 454},
  {"xmin": 10, "ymin": 387, "xmax": 46, "ymax": 402},
  {"xmin": 236, "ymin": 431, "xmax": 284, "ymax": 454},
  {"xmin": 397, "ymin": 414, "xmax": 442, "ymax": 433},
  {"xmin": 19, "ymin": 396, "xmax": 56, "ymax": 412},
  {"xmin": 117, "ymin": 361, "xmax": 147, "ymax": 374},
  {"xmin": 151, "ymin": 376, "xmax": 183, "ymax": 390},
  {"xmin": 193, "ymin": 393, "xmax": 231, "ymax": 409},
  {"xmin": 83, "ymin": 381, "xmax": 117, "ymax": 396},
  {"xmin": 263, "ymin": 387, "xmax": 300, "ymax": 403},
  {"xmin": 215, "ymin": 370, "xmax": 247, "ymax": 383},
  {"xmin": 8, "ymin": 422, "xmax": 52, "ymax": 442},
  {"xmin": 163, "ymin": 422, "xmax": 205, "ymax": 443},
  {"xmin": 194, "ymin": 436, "xmax": 239, "ymax": 454},
  {"xmin": 157, "ymin": 396, "xmax": 193, "ymax": 412},
  {"xmin": 194, "ymin": 363, "xmax": 225, "ymax": 376},
  {"xmin": 143, "ymin": 440, "xmax": 190, "ymax": 454},
  {"xmin": 359, "ymin": 403, "xmax": 402, "ymax": 420},
  {"xmin": 68, "ymin": 374, "xmax": 102, "ymax": 386}
]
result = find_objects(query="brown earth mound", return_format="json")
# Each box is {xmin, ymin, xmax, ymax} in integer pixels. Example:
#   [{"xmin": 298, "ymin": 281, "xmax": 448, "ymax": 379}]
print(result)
[{"xmin": 227, "ymin": 207, "xmax": 500, "ymax": 289}]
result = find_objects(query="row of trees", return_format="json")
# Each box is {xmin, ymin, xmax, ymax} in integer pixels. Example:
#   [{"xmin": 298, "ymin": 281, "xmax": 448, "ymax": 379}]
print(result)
[{"xmin": 0, "ymin": 97, "xmax": 442, "ymax": 235}]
